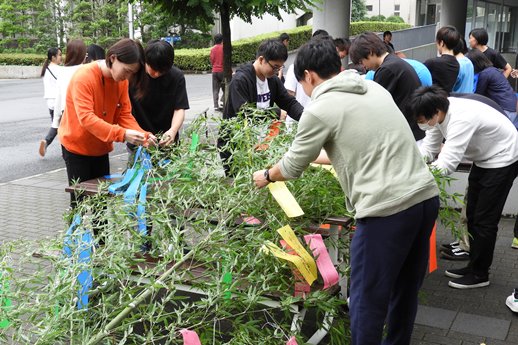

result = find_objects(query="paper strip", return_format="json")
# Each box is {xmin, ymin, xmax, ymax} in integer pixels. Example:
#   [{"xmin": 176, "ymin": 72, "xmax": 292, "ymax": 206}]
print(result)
[
  {"xmin": 263, "ymin": 241, "xmax": 316, "ymax": 285},
  {"xmin": 304, "ymin": 234, "xmax": 339, "ymax": 289},
  {"xmin": 0, "ymin": 273, "xmax": 11, "ymax": 329},
  {"xmin": 267, "ymin": 182, "xmax": 304, "ymax": 218},
  {"xmin": 277, "ymin": 226, "xmax": 317, "ymax": 280},
  {"xmin": 286, "ymin": 336, "xmax": 298, "ymax": 345},
  {"xmin": 280, "ymin": 240, "xmax": 311, "ymax": 297},
  {"xmin": 180, "ymin": 329, "xmax": 202, "ymax": 345},
  {"xmin": 429, "ymin": 223, "xmax": 437, "ymax": 273}
]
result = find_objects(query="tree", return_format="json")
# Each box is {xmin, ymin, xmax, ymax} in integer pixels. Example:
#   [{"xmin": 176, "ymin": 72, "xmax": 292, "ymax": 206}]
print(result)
[
  {"xmin": 351, "ymin": 0, "xmax": 367, "ymax": 22},
  {"xmin": 149, "ymin": 0, "xmax": 318, "ymax": 105}
]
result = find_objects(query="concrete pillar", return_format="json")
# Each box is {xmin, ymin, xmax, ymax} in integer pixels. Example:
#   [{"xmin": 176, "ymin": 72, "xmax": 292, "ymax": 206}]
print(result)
[
  {"xmin": 440, "ymin": 0, "xmax": 468, "ymax": 36},
  {"xmin": 312, "ymin": 0, "xmax": 351, "ymax": 39}
]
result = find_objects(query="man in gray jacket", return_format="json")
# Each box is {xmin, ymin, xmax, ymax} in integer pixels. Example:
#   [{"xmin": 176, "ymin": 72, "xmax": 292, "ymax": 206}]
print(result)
[{"xmin": 253, "ymin": 39, "xmax": 439, "ymax": 344}]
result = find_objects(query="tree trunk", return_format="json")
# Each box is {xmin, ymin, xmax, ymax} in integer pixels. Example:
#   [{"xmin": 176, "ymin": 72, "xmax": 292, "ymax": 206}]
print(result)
[{"xmin": 220, "ymin": 1, "xmax": 232, "ymax": 108}]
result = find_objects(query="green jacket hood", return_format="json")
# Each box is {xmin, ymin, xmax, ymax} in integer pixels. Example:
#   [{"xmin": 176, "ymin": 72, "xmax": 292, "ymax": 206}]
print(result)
[{"xmin": 312, "ymin": 70, "xmax": 368, "ymax": 100}]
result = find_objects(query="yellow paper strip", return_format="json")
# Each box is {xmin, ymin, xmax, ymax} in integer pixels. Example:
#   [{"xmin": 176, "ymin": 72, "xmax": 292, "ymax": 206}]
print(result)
[
  {"xmin": 277, "ymin": 225, "xmax": 317, "ymax": 279},
  {"xmin": 262, "ymin": 241, "xmax": 316, "ymax": 285},
  {"xmin": 267, "ymin": 182, "xmax": 304, "ymax": 218},
  {"xmin": 310, "ymin": 163, "xmax": 338, "ymax": 178}
]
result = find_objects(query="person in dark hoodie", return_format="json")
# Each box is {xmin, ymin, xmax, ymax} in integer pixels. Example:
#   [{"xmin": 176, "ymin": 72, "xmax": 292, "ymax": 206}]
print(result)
[{"xmin": 218, "ymin": 39, "xmax": 304, "ymax": 175}]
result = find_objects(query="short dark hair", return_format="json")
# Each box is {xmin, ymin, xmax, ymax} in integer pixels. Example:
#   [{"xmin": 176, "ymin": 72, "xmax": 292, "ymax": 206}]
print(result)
[
  {"xmin": 453, "ymin": 37, "xmax": 468, "ymax": 55},
  {"xmin": 408, "ymin": 85, "xmax": 450, "ymax": 121},
  {"xmin": 334, "ymin": 37, "xmax": 351, "ymax": 54},
  {"xmin": 294, "ymin": 39, "xmax": 341, "ymax": 82},
  {"xmin": 279, "ymin": 33, "xmax": 290, "ymax": 42},
  {"xmin": 466, "ymin": 49, "xmax": 493, "ymax": 74},
  {"xmin": 349, "ymin": 32, "xmax": 387, "ymax": 64},
  {"xmin": 256, "ymin": 39, "xmax": 288, "ymax": 62},
  {"xmin": 436, "ymin": 25, "xmax": 460, "ymax": 50},
  {"xmin": 469, "ymin": 28, "xmax": 489, "ymax": 46},
  {"xmin": 312, "ymin": 29, "xmax": 329, "ymax": 38},
  {"xmin": 383, "ymin": 31, "xmax": 392, "ymax": 38},
  {"xmin": 214, "ymin": 33, "xmax": 223, "ymax": 44},
  {"xmin": 145, "ymin": 39, "xmax": 175, "ymax": 73},
  {"xmin": 85, "ymin": 44, "xmax": 105, "ymax": 63}
]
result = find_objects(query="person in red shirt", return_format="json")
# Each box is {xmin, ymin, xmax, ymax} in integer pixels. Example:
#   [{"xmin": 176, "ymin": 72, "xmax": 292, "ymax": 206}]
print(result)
[
  {"xmin": 210, "ymin": 33, "xmax": 224, "ymax": 111},
  {"xmin": 59, "ymin": 38, "xmax": 157, "ymax": 207}
]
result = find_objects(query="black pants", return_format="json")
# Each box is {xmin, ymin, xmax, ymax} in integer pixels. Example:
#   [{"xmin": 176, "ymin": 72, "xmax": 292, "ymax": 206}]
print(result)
[
  {"xmin": 467, "ymin": 161, "xmax": 518, "ymax": 276},
  {"xmin": 62, "ymin": 146, "xmax": 110, "ymax": 208},
  {"xmin": 212, "ymin": 71, "xmax": 224, "ymax": 108}
]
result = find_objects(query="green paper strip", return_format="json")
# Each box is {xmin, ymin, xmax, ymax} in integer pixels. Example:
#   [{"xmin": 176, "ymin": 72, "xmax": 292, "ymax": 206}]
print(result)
[
  {"xmin": 0, "ymin": 274, "xmax": 11, "ymax": 328},
  {"xmin": 222, "ymin": 271, "xmax": 232, "ymax": 300}
]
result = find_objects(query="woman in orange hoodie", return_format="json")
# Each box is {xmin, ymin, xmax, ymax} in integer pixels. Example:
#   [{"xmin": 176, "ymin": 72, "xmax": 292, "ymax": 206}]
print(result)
[{"xmin": 59, "ymin": 38, "xmax": 156, "ymax": 207}]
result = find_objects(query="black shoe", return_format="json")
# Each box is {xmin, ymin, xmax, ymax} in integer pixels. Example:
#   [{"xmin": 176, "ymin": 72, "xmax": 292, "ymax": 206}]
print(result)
[
  {"xmin": 440, "ymin": 240, "xmax": 459, "ymax": 251},
  {"xmin": 448, "ymin": 273, "xmax": 490, "ymax": 289},
  {"xmin": 445, "ymin": 266, "xmax": 471, "ymax": 279},
  {"xmin": 440, "ymin": 247, "xmax": 470, "ymax": 261}
]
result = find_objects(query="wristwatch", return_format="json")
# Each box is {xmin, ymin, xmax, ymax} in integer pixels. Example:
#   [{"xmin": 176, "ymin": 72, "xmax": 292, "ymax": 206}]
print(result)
[{"xmin": 264, "ymin": 169, "xmax": 273, "ymax": 183}]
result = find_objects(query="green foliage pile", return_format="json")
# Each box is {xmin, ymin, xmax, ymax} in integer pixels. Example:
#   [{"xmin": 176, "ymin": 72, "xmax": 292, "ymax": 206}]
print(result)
[{"xmin": 0, "ymin": 111, "xmax": 351, "ymax": 344}]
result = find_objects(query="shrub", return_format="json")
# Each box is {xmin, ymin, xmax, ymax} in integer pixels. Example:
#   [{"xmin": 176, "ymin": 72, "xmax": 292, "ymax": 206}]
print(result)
[
  {"xmin": 386, "ymin": 15, "xmax": 405, "ymax": 23},
  {"xmin": 0, "ymin": 23, "xmax": 410, "ymax": 71}
]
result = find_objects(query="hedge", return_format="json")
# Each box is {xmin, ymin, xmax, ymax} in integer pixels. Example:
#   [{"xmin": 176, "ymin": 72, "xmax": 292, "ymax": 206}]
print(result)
[{"xmin": 0, "ymin": 22, "xmax": 411, "ymax": 71}]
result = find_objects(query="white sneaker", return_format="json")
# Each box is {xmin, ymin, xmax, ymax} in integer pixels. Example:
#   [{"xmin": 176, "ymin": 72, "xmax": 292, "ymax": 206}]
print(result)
[{"xmin": 506, "ymin": 289, "xmax": 518, "ymax": 313}]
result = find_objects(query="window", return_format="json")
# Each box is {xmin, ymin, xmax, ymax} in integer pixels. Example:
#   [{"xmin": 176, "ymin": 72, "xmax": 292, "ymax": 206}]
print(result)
[
  {"xmin": 394, "ymin": 4, "xmax": 400, "ymax": 16},
  {"xmin": 366, "ymin": 5, "xmax": 373, "ymax": 11}
]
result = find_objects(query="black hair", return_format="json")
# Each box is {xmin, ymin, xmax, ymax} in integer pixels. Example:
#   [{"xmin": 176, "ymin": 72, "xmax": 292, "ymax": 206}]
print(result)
[
  {"xmin": 469, "ymin": 28, "xmax": 489, "ymax": 46},
  {"xmin": 145, "ymin": 39, "xmax": 175, "ymax": 73},
  {"xmin": 214, "ymin": 33, "xmax": 223, "ymax": 44},
  {"xmin": 466, "ymin": 49, "xmax": 493, "ymax": 74},
  {"xmin": 256, "ymin": 39, "xmax": 288, "ymax": 62},
  {"xmin": 279, "ymin": 33, "xmax": 290, "ymax": 42},
  {"xmin": 294, "ymin": 38, "xmax": 341, "ymax": 82},
  {"xmin": 334, "ymin": 37, "xmax": 351, "ymax": 54},
  {"xmin": 453, "ymin": 37, "xmax": 468, "ymax": 55},
  {"xmin": 407, "ymin": 85, "xmax": 450, "ymax": 121},
  {"xmin": 41, "ymin": 47, "xmax": 61, "ymax": 77},
  {"xmin": 64, "ymin": 39, "xmax": 87, "ymax": 66},
  {"xmin": 106, "ymin": 38, "xmax": 147, "ymax": 99},
  {"xmin": 312, "ymin": 29, "xmax": 329, "ymax": 38},
  {"xmin": 85, "ymin": 44, "xmax": 105, "ymax": 63},
  {"xmin": 348, "ymin": 32, "xmax": 387, "ymax": 64},
  {"xmin": 436, "ymin": 25, "xmax": 460, "ymax": 50},
  {"xmin": 383, "ymin": 31, "xmax": 392, "ymax": 38}
]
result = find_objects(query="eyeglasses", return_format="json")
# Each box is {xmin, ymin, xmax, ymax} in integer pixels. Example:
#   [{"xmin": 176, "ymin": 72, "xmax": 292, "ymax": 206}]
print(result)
[{"xmin": 266, "ymin": 60, "xmax": 282, "ymax": 73}]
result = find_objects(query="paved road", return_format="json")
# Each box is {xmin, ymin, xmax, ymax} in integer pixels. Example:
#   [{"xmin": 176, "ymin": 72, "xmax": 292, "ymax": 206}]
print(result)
[{"xmin": 0, "ymin": 73, "xmax": 215, "ymax": 183}]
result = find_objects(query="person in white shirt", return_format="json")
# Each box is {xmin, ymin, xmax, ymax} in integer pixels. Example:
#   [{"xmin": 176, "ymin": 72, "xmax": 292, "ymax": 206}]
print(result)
[
  {"xmin": 408, "ymin": 85, "xmax": 518, "ymax": 289},
  {"xmin": 41, "ymin": 47, "xmax": 62, "ymax": 123},
  {"xmin": 283, "ymin": 64, "xmax": 311, "ymax": 125}
]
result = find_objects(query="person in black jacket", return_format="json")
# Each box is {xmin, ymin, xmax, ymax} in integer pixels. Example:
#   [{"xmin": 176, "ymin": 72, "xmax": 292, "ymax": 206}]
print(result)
[{"xmin": 219, "ymin": 39, "xmax": 304, "ymax": 175}]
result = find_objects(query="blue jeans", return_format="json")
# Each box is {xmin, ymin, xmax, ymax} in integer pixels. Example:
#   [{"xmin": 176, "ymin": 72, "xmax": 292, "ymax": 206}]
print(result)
[{"xmin": 350, "ymin": 196, "xmax": 439, "ymax": 345}]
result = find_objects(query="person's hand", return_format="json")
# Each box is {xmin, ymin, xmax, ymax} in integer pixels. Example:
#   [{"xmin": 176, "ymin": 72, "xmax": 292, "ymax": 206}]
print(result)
[
  {"xmin": 511, "ymin": 69, "xmax": 518, "ymax": 78},
  {"xmin": 253, "ymin": 169, "xmax": 270, "ymax": 189},
  {"xmin": 125, "ymin": 129, "xmax": 147, "ymax": 146},
  {"xmin": 146, "ymin": 133, "xmax": 158, "ymax": 147},
  {"xmin": 280, "ymin": 110, "xmax": 287, "ymax": 121},
  {"xmin": 159, "ymin": 130, "xmax": 177, "ymax": 147}
]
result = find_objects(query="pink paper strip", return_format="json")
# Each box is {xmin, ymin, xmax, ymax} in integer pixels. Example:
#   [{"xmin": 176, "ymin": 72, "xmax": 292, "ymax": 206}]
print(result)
[
  {"xmin": 286, "ymin": 336, "xmax": 298, "ymax": 344},
  {"xmin": 304, "ymin": 234, "xmax": 339, "ymax": 289},
  {"xmin": 180, "ymin": 329, "xmax": 202, "ymax": 345}
]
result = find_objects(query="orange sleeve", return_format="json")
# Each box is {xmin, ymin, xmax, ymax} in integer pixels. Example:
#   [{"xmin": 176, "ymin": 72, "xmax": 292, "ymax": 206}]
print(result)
[
  {"xmin": 114, "ymin": 83, "xmax": 148, "ymax": 135},
  {"xmin": 71, "ymin": 77, "xmax": 127, "ymax": 143}
]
